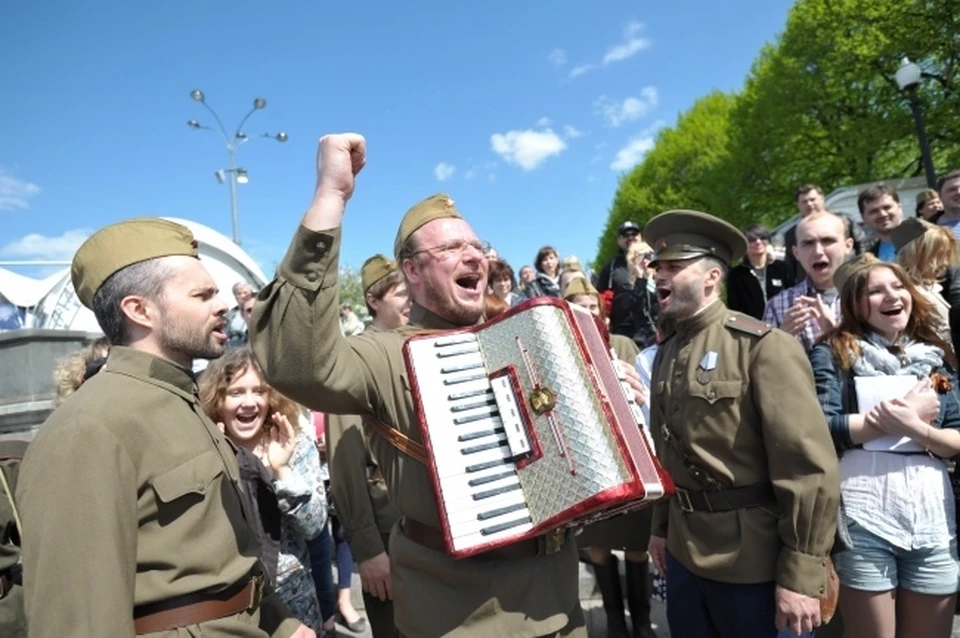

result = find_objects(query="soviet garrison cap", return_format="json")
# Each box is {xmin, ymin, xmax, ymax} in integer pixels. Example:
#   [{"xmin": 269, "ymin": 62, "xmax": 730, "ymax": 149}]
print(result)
[
  {"xmin": 361, "ymin": 254, "xmax": 398, "ymax": 293},
  {"xmin": 644, "ymin": 210, "xmax": 747, "ymax": 266},
  {"xmin": 393, "ymin": 193, "xmax": 463, "ymax": 258},
  {"xmin": 891, "ymin": 218, "xmax": 934, "ymax": 252},
  {"xmin": 833, "ymin": 253, "xmax": 879, "ymax": 293},
  {"xmin": 71, "ymin": 218, "xmax": 199, "ymax": 308},
  {"xmin": 563, "ymin": 277, "xmax": 599, "ymax": 300}
]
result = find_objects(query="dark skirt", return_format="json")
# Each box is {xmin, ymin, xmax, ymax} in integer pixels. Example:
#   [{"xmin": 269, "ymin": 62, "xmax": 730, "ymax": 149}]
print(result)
[{"xmin": 576, "ymin": 506, "xmax": 653, "ymax": 551}]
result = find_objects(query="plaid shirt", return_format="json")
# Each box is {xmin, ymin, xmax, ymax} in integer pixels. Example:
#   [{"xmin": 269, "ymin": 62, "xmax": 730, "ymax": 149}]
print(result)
[{"xmin": 762, "ymin": 279, "xmax": 841, "ymax": 352}]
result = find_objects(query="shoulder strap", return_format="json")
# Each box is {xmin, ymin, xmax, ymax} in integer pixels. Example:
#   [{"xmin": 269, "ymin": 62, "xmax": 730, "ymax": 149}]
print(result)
[
  {"xmin": 0, "ymin": 465, "xmax": 22, "ymax": 537},
  {"xmin": 725, "ymin": 312, "xmax": 772, "ymax": 338},
  {"xmin": 365, "ymin": 416, "xmax": 428, "ymax": 465}
]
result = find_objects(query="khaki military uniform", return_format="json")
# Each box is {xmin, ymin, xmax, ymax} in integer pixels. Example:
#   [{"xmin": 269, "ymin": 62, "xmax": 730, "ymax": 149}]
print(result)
[
  {"xmin": 328, "ymin": 324, "xmax": 403, "ymax": 638},
  {"xmin": 251, "ymin": 225, "xmax": 585, "ymax": 638},
  {"xmin": 650, "ymin": 300, "xmax": 840, "ymax": 597},
  {"xmin": 0, "ymin": 440, "xmax": 27, "ymax": 638},
  {"xmin": 16, "ymin": 348, "xmax": 300, "ymax": 637}
]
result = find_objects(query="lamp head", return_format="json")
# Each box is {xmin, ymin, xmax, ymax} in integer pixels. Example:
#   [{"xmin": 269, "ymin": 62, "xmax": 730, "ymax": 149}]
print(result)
[
  {"xmin": 187, "ymin": 120, "xmax": 201, "ymax": 129},
  {"xmin": 190, "ymin": 89, "xmax": 205, "ymax": 102},
  {"xmin": 895, "ymin": 57, "xmax": 922, "ymax": 91},
  {"xmin": 276, "ymin": 132, "xmax": 288, "ymax": 142},
  {"xmin": 253, "ymin": 97, "xmax": 266, "ymax": 109},
  {"xmin": 236, "ymin": 169, "xmax": 250, "ymax": 185}
]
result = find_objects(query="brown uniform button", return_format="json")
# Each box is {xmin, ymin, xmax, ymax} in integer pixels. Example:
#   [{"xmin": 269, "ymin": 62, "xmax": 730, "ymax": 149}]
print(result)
[
  {"xmin": 819, "ymin": 586, "xmax": 825, "ymax": 594},
  {"xmin": 708, "ymin": 389, "xmax": 717, "ymax": 399},
  {"xmin": 197, "ymin": 481, "xmax": 206, "ymax": 493},
  {"xmin": 316, "ymin": 240, "xmax": 326, "ymax": 251},
  {"xmin": 306, "ymin": 271, "xmax": 319, "ymax": 282}
]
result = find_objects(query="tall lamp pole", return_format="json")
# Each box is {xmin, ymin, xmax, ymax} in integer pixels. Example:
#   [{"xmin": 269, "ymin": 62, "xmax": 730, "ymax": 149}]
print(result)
[
  {"xmin": 187, "ymin": 89, "xmax": 288, "ymax": 245},
  {"xmin": 895, "ymin": 58, "xmax": 938, "ymax": 189}
]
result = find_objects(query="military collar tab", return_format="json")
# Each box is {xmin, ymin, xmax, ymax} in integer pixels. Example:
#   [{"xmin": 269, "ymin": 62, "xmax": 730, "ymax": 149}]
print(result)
[{"xmin": 103, "ymin": 346, "xmax": 199, "ymax": 398}]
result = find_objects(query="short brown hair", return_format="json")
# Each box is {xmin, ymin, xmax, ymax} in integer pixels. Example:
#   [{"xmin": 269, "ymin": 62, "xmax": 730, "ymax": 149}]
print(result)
[
  {"xmin": 488, "ymin": 260, "xmax": 516, "ymax": 289},
  {"xmin": 534, "ymin": 246, "xmax": 559, "ymax": 274},
  {"xmin": 794, "ymin": 184, "xmax": 824, "ymax": 201},
  {"xmin": 857, "ymin": 183, "xmax": 899, "ymax": 214},
  {"xmin": 939, "ymin": 169, "xmax": 960, "ymax": 192},
  {"xmin": 198, "ymin": 347, "xmax": 301, "ymax": 433}
]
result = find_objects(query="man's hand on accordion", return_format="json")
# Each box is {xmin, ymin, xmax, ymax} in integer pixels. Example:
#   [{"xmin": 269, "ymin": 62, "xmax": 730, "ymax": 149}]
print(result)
[
  {"xmin": 359, "ymin": 551, "xmax": 393, "ymax": 601},
  {"xmin": 620, "ymin": 360, "xmax": 647, "ymax": 407}
]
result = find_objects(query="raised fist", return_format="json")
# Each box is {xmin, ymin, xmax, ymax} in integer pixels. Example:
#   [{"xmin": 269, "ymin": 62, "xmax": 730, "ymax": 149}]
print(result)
[{"xmin": 316, "ymin": 133, "xmax": 367, "ymax": 203}]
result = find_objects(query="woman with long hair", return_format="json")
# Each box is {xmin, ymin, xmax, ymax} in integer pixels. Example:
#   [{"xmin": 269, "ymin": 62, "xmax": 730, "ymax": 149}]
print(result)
[
  {"xmin": 199, "ymin": 347, "xmax": 328, "ymax": 632},
  {"xmin": 808, "ymin": 254, "xmax": 960, "ymax": 638},
  {"xmin": 524, "ymin": 245, "xmax": 562, "ymax": 299}
]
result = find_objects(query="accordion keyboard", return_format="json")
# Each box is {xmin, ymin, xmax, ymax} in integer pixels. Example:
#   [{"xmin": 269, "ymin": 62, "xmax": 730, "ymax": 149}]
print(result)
[{"xmin": 410, "ymin": 333, "xmax": 536, "ymax": 550}]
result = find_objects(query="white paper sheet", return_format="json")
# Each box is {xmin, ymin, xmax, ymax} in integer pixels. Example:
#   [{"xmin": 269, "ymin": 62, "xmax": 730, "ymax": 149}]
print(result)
[{"xmin": 855, "ymin": 375, "xmax": 925, "ymax": 453}]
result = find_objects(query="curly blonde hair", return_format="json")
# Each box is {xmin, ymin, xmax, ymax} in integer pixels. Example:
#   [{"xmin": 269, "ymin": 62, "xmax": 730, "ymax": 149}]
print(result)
[
  {"xmin": 198, "ymin": 347, "xmax": 302, "ymax": 433},
  {"xmin": 896, "ymin": 223, "xmax": 959, "ymax": 285}
]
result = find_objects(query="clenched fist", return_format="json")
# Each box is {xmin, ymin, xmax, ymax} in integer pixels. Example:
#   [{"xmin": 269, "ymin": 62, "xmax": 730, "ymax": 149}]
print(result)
[{"xmin": 315, "ymin": 133, "xmax": 367, "ymax": 203}]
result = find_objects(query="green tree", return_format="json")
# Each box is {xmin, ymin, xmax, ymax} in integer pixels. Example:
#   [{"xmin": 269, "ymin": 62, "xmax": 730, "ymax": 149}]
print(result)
[
  {"xmin": 721, "ymin": 0, "xmax": 960, "ymax": 222},
  {"xmin": 597, "ymin": 91, "xmax": 737, "ymax": 267},
  {"xmin": 339, "ymin": 265, "xmax": 366, "ymax": 315}
]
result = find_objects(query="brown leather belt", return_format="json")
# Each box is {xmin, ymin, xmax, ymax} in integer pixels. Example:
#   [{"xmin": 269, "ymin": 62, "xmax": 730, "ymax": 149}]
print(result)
[
  {"xmin": 133, "ymin": 574, "xmax": 264, "ymax": 635},
  {"xmin": 401, "ymin": 517, "xmax": 566, "ymax": 559}
]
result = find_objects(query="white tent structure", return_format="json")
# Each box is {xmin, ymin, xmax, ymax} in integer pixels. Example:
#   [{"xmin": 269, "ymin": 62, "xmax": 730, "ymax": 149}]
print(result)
[{"xmin": 0, "ymin": 217, "xmax": 269, "ymax": 333}]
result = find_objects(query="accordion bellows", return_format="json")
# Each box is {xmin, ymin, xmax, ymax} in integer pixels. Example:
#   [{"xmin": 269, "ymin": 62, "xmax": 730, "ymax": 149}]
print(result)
[{"xmin": 404, "ymin": 297, "xmax": 674, "ymax": 558}]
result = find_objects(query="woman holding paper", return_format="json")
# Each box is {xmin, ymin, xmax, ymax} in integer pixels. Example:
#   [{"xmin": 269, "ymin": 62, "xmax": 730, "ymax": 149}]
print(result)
[{"xmin": 809, "ymin": 253, "xmax": 960, "ymax": 638}]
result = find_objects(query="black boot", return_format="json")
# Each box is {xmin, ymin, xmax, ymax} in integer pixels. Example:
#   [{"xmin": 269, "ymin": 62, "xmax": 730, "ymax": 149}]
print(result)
[
  {"xmin": 625, "ymin": 559, "xmax": 658, "ymax": 638},
  {"xmin": 592, "ymin": 555, "xmax": 630, "ymax": 638}
]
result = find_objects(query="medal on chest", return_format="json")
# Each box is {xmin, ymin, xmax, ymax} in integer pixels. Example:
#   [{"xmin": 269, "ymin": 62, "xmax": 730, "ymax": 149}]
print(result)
[{"xmin": 696, "ymin": 351, "xmax": 718, "ymax": 385}]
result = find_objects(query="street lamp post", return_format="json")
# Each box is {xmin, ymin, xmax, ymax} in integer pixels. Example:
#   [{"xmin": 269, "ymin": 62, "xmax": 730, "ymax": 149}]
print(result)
[
  {"xmin": 187, "ymin": 90, "xmax": 288, "ymax": 245},
  {"xmin": 895, "ymin": 57, "xmax": 938, "ymax": 189}
]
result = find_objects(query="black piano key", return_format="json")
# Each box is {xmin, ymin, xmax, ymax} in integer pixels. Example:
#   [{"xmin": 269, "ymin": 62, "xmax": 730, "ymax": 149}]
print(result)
[
  {"xmin": 480, "ymin": 516, "xmax": 533, "ymax": 536},
  {"xmin": 450, "ymin": 398, "xmax": 497, "ymax": 413},
  {"xmin": 460, "ymin": 440, "xmax": 506, "ymax": 455},
  {"xmin": 443, "ymin": 373, "xmax": 487, "ymax": 386},
  {"xmin": 453, "ymin": 412, "xmax": 498, "ymax": 425},
  {"xmin": 476, "ymin": 502, "xmax": 528, "ymax": 520},
  {"xmin": 435, "ymin": 346, "xmax": 481, "ymax": 358},
  {"xmin": 440, "ymin": 362, "xmax": 484, "ymax": 374},
  {"xmin": 433, "ymin": 335, "xmax": 477, "ymax": 347},
  {"xmin": 467, "ymin": 470, "xmax": 516, "ymax": 487},
  {"xmin": 472, "ymin": 482, "xmax": 521, "ymax": 501},
  {"xmin": 457, "ymin": 427, "xmax": 504, "ymax": 442},
  {"xmin": 465, "ymin": 459, "xmax": 509, "ymax": 473},
  {"xmin": 447, "ymin": 388, "xmax": 492, "ymax": 401}
]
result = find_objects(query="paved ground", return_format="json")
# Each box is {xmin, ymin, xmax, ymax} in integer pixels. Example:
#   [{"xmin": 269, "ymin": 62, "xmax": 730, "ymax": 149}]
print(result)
[{"xmin": 332, "ymin": 558, "xmax": 960, "ymax": 637}]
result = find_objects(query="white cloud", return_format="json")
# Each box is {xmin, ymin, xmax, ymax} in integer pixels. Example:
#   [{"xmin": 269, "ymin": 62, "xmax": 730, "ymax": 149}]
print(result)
[
  {"xmin": 603, "ymin": 22, "xmax": 651, "ymax": 65},
  {"xmin": 569, "ymin": 64, "xmax": 595, "ymax": 79},
  {"xmin": 610, "ymin": 136, "xmax": 656, "ymax": 172},
  {"xmin": 563, "ymin": 125, "xmax": 585, "ymax": 138},
  {"xmin": 433, "ymin": 162, "xmax": 456, "ymax": 182},
  {"xmin": 463, "ymin": 168, "xmax": 476, "ymax": 180},
  {"xmin": 0, "ymin": 229, "xmax": 90, "ymax": 261},
  {"xmin": 490, "ymin": 128, "xmax": 568, "ymax": 171},
  {"xmin": 0, "ymin": 169, "xmax": 41, "ymax": 211},
  {"xmin": 547, "ymin": 49, "xmax": 567, "ymax": 66},
  {"xmin": 595, "ymin": 87, "xmax": 659, "ymax": 126},
  {"xmin": 536, "ymin": 116, "xmax": 552, "ymax": 127}
]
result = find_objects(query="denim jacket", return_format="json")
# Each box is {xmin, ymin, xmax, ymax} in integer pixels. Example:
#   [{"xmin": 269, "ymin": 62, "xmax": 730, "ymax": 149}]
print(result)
[{"xmin": 808, "ymin": 341, "xmax": 960, "ymax": 455}]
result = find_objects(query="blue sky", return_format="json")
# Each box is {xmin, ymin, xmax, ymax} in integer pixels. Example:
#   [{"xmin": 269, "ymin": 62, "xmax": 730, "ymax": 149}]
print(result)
[{"xmin": 0, "ymin": 0, "xmax": 792, "ymax": 280}]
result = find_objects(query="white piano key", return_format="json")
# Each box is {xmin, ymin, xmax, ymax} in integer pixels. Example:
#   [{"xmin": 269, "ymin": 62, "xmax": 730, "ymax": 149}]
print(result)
[
  {"xmin": 450, "ymin": 519, "xmax": 535, "ymax": 552},
  {"xmin": 440, "ymin": 473, "xmax": 521, "ymax": 510},
  {"xmin": 444, "ymin": 487, "xmax": 527, "ymax": 522},
  {"xmin": 433, "ymin": 444, "xmax": 514, "ymax": 478}
]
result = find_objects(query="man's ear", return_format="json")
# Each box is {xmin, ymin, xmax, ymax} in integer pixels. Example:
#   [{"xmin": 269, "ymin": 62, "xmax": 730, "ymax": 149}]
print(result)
[
  {"xmin": 365, "ymin": 291, "xmax": 380, "ymax": 315},
  {"xmin": 402, "ymin": 258, "xmax": 421, "ymax": 286},
  {"xmin": 118, "ymin": 295, "xmax": 160, "ymax": 331}
]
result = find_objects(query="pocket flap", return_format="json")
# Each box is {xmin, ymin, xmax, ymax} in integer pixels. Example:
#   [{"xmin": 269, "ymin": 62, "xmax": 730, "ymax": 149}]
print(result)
[
  {"xmin": 689, "ymin": 380, "xmax": 743, "ymax": 404},
  {"xmin": 152, "ymin": 450, "xmax": 224, "ymax": 503}
]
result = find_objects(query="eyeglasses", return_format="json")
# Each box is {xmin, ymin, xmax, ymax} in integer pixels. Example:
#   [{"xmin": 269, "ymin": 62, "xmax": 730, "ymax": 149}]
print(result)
[
  {"xmin": 640, "ymin": 251, "xmax": 655, "ymax": 261},
  {"xmin": 410, "ymin": 239, "xmax": 485, "ymax": 258},
  {"xmin": 620, "ymin": 231, "xmax": 640, "ymax": 239},
  {"xmin": 746, "ymin": 234, "xmax": 769, "ymax": 243}
]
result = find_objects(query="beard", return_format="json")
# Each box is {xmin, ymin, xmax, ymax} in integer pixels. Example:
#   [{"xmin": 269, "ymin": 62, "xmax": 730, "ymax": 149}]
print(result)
[
  {"xmin": 659, "ymin": 280, "xmax": 704, "ymax": 320},
  {"xmin": 156, "ymin": 310, "xmax": 225, "ymax": 362},
  {"xmin": 422, "ymin": 277, "xmax": 483, "ymax": 327}
]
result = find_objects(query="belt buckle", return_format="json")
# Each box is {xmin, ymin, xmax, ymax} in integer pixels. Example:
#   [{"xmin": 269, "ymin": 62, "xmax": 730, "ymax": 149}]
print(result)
[
  {"xmin": 248, "ymin": 574, "xmax": 264, "ymax": 610},
  {"xmin": 539, "ymin": 528, "xmax": 566, "ymax": 556},
  {"xmin": 675, "ymin": 487, "xmax": 694, "ymax": 513}
]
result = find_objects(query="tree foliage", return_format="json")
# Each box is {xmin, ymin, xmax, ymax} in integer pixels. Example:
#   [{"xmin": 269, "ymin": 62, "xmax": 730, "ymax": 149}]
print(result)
[{"xmin": 599, "ymin": 0, "xmax": 960, "ymax": 267}]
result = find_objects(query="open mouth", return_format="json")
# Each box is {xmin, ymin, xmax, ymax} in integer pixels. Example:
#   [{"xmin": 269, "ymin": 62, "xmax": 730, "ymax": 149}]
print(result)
[
  {"xmin": 810, "ymin": 259, "xmax": 830, "ymax": 274},
  {"xmin": 456, "ymin": 274, "xmax": 482, "ymax": 293},
  {"xmin": 880, "ymin": 307, "xmax": 904, "ymax": 317},
  {"xmin": 656, "ymin": 287, "xmax": 672, "ymax": 302},
  {"xmin": 212, "ymin": 322, "xmax": 227, "ymax": 339},
  {"xmin": 235, "ymin": 412, "xmax": 260, "ymax": 426}
]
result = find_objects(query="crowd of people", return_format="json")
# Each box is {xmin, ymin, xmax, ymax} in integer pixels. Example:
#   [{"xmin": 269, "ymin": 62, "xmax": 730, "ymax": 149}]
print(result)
[{"xmin": 2, "ymin": 131, "xmax": 960, "ymax": 638}]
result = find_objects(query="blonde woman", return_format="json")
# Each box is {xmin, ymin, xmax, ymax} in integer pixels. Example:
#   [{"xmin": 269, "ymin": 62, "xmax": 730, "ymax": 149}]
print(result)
[
  {"xmin": 604, "ymin": 241, "xmax": 659, "ymax": 349},
  {"xmin": 893, "ymin": 218, "xmax": 960, "ymax": 355},
  {"xmin": 199, "ymin": 347, "xmax": 328, "ymax": 632}
]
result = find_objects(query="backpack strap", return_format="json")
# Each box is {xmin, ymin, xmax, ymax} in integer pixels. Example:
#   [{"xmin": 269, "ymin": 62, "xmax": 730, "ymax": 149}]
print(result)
[{"xmin": 365, "ymin": 416, "xmax": 428, "ymax": 465}]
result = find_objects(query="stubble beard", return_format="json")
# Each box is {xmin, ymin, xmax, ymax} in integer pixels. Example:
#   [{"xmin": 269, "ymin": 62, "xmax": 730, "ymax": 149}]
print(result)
[{"xmin": 157, "ymin": 311, "xmax": 225, "ymax": 363}]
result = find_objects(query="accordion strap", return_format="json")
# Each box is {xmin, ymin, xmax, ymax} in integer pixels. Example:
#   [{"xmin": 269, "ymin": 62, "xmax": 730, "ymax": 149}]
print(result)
[{"xmin": 366, "ymin": 416, "xmax": 428, "ymax": 465}]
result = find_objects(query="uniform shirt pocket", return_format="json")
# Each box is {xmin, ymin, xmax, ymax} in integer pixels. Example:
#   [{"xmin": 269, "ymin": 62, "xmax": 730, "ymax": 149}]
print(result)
[
  {"xmin": 688, "ymin": 380, "xmax": 743, "ymax": 405},
  {"xmin": 151, "ymin": 449, "xmax": 225, "ymax": 508}
]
